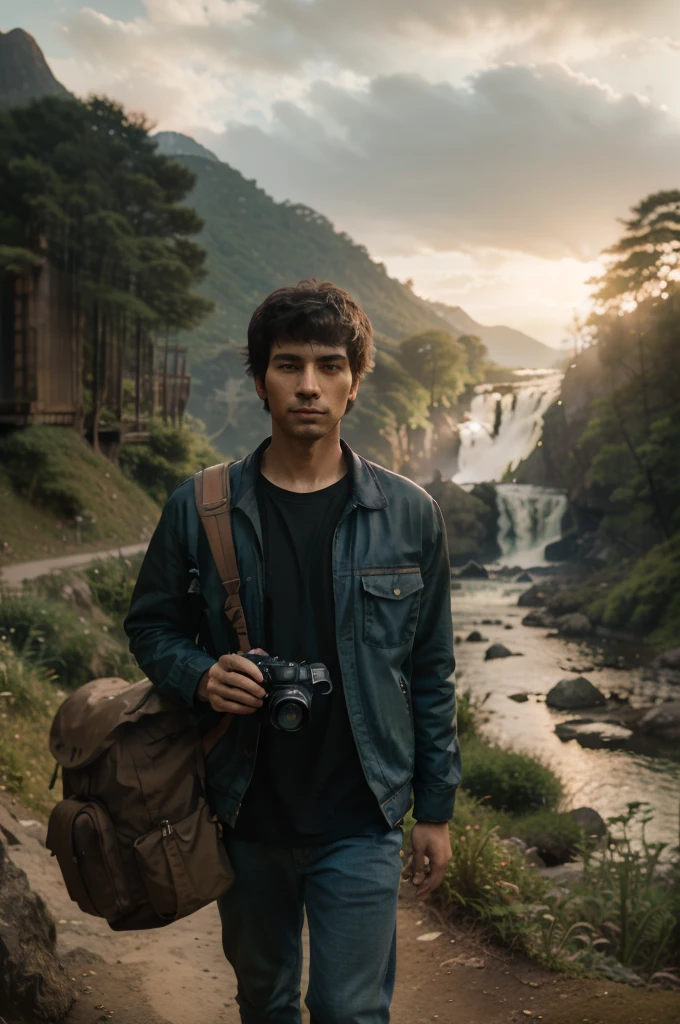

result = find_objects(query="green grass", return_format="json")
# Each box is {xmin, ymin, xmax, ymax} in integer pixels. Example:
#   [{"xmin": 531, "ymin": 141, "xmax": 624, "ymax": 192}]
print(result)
[
  {"xmin": 0, "ymin": 426, "xmax": 160, "ymax": 565},
  {"xmin": 460, "ymin": 735, "xmax": 563, "ymax": 814}
]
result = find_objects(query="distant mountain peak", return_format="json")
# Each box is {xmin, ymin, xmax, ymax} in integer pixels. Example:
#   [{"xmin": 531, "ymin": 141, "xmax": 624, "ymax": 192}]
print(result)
[
  {"xmin": 0, "ymin": 27, "xmax": 70, "ymax": 109},
  {"xmin": 153, "ymin": 131, "xmax": 220, "ymax": 163},
  {"xmin": 430, "ymin": 301, "xmax": 558, "ymax": 370}
]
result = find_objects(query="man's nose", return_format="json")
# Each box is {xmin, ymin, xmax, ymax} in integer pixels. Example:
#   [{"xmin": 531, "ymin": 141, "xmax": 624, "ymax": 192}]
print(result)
[{"xmin": 297, "ymin": 366, "xmax": 321, "ymax": 396}]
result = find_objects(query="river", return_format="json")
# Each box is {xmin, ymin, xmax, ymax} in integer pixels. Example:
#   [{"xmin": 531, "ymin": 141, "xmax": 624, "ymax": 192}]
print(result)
[{"xmin": 451, "ymin": 578, "xmax": 680, "ymax": 850}]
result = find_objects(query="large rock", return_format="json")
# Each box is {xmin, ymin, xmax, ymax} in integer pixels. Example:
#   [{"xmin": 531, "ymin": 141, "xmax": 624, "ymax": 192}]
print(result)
[
  {"xmin": 569, "ymin": 806, "xmax": 607, "ymax": 839},
  {"xmin": 514, "ymin": 571, "xmax": 533, "ymax": 583},
  {"xmin": 645, "ymin": 648, "xmax": 680, "ymax": 686},
  {"xmin": 485, "ymin": 643, "xmax": 514, "ymax": 660},
  {"xmin": 465, "ymin": 630, "xmax": 487, "ymax": 642},
  {"xmin": 557, "ymin": 613, "xmax": 593, "ymax": 638},
  {"xmin": 546, "ymin": 676, "xmax": 606, "ymax": 709},
  {"xmin": 457, "ymin": 560, "xmax": 489, "ymax": 580},
  {"xmin": 0, "ymin": 838, "xmax": 74, "ymax": 1022},
  {"xmin": 522, "ymin": 609, "xmax": 557, "ymax": 628},
  {"xmin": 637, "ymin": 700, "xmax": 680, "ymax": 741},
  {"xmin": 517, "ymin": 583, "xmax": 547, "ymax": 607}
]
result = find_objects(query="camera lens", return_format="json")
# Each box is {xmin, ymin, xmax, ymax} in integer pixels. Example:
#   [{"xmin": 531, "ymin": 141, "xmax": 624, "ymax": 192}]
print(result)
[{"xmin": 269, "ymin": 687, "xmax": 311, "ymax": 732}]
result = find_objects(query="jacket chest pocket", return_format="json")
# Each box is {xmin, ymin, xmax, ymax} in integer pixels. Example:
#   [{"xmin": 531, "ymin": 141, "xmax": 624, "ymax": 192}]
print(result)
[{"xmin": 361, "ymin": 571, "xmax": 424, "ymax": 649}]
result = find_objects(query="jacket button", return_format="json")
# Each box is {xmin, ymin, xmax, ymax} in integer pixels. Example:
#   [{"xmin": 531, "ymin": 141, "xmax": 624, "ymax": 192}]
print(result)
[
  {"xmin": 246, "ymin": 576, "xmax": 251, "ymax": 582},
  {"xmin": 393, "ymin": 587, "xmax": 401, "ymax": 596}
]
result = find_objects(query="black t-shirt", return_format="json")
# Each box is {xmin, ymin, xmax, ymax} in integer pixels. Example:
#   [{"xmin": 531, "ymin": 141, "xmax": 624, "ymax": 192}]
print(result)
[{"xmin": 230, "ymin": 469, "xmax": 388, "ymax": 845}]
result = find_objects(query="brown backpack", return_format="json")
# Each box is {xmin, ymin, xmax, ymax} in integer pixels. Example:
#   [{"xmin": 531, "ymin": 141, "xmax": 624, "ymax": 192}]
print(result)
[{"xmin": 45, "ymin": 463, "xmax": 248, "ymax": 930}]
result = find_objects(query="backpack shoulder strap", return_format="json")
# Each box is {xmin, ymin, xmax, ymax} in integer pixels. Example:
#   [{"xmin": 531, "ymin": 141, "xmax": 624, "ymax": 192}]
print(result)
[
  {"xmin": 194, "ymin": 463, "xmax": 251, "ymax": 654},
  {"xmin": 194, "ymin": 463, "xmax": 252, "ymax": 758}
]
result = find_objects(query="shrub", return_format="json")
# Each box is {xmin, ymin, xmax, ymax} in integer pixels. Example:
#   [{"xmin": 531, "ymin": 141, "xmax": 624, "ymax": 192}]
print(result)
[
  {"xmin": 85, "ymin": 554, "xmax": 145, "ymax": 619},
  {"xmin": 461, "ymin": 736, "xmax": 562, "ymax": 813},
  {"xmin": 0, "ymin": 587, "xmax": 136, "ymax": 688},
  {"xmin": 403, "ymin": 799, "xmax": 550, "ymax": 954},
  {"xmin": 507, "ymin": 810, "xmax": 584, "ymax": 866},
  {"xmin": 119, "ymin": 414, "xmax": 226, "ymax": 504}
]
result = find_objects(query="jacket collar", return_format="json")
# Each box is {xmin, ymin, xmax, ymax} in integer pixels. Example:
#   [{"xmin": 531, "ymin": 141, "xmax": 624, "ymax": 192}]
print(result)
[{"xmin": 230, "ymin": 436, "xmax": 387, "ymax": 511}]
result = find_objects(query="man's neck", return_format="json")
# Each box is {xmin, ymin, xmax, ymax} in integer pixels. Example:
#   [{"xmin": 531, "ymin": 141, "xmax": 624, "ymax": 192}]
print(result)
[{"xmin": 259, "ymin": 426, "xmax": 347, "ymax": 493}]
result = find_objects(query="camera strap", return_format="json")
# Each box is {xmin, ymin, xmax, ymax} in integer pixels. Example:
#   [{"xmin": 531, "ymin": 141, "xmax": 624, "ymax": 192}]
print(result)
[{"xmin": 194, "ymin": 462, "xmax": 252, "ymax": 756}]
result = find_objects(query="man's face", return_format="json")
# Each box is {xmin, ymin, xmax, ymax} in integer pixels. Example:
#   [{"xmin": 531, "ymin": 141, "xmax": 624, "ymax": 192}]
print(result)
[{"xmin": 255, "ymin": 339, "xmax": 359, "ymax": 440}]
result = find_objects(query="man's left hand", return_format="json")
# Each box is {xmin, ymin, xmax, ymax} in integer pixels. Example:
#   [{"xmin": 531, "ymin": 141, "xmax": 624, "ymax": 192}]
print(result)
[{"xmin": 402, "ymin": 821, "xmax": 452, "ymax": 899}]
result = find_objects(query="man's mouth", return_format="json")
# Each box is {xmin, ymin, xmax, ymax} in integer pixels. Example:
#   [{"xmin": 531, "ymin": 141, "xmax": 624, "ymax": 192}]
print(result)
[{"xmin": 292, "ymin": 408, "xmax": 324, "ymax": 416}]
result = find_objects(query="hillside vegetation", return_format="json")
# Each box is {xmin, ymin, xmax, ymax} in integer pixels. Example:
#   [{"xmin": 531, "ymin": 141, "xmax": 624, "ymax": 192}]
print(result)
[{"xmin": 0, "ymin": 427, "xmax": 160, "ymax": 565}]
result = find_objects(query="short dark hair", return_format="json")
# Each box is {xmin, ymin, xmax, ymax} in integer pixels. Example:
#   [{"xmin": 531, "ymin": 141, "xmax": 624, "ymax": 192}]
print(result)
[{"xmin": 245, "ymin": 278, "xmax": 375, "ymax": 386}]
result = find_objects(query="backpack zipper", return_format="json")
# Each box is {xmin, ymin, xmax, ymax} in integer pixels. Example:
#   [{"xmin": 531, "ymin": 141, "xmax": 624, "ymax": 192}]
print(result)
[{"xmin": 160, "ymin": 819, "xmax": 173, "ymax": 838}]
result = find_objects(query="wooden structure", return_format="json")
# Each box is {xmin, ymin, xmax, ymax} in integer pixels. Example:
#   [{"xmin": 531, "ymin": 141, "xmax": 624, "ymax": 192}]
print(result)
[
  {"xmin": 0, "ymin": 264, "xmax": 191, "ymax": 450},
  {"xmin": 0, "ymin": 262, "xmax": 81, "ymax": 427}
]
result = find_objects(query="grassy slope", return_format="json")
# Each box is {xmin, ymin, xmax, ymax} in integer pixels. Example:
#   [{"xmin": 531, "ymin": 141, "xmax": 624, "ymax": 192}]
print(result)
[{"xmin": 0, "ymin": 429, "xmax": 161, "ymax": 566}]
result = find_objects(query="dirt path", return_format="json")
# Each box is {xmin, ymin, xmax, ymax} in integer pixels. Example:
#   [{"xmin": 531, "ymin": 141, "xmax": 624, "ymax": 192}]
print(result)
[
  {"xmin": 0, "ymin": 542, "xmax": 148, "ymax": 587},
  {"xmin": 2, "ymin": 797, "xmax": 679, "ymax": 1024}
]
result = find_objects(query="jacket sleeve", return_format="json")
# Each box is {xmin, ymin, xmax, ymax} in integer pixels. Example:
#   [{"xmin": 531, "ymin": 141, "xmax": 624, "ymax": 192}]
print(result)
[
  {"xmin": 123, "ymin": 490, "xmax": 216, "ymax": 708},
  {"xmin": 409, "ymin": 497, "xmax": 460, "ymax": 823}
]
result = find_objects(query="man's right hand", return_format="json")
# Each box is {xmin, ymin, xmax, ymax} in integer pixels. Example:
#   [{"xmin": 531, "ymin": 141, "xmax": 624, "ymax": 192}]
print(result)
[{"xmin": 196, "ymin": 654, "xmax": 266, "ymax": 715}]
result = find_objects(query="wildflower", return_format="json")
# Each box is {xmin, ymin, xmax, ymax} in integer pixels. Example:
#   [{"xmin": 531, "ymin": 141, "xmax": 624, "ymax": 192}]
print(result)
[{"xmin": 459, "ymin": 835, "xmax": 466, "ymax": 842}]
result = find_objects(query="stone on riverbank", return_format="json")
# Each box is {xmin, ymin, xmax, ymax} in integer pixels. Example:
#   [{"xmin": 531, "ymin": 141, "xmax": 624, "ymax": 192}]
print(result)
[
  {"xmin": 457, "ymin": 560, "xmax": 489, "ymax": 579},
  {"xmin": 466, "ymin": 630, "xmax": 487, "ymax": 642},
  {"xmin": 644, "ymin": 648, "xmax": 680, "ymax": 687},
  {"xmin": 517, "ymin": 583, "xmax": 547, "ymax": 607},
  {"xmin": 509, "ymin": 692, "xmax": 529, "ymax": 702},
  {"xmin": 546, "ymin": 676, "xmax": 606, "ymax": 708},
  {"xmin": 638, "ymin": 700, "xmax": 680, "ymax": 741},
  {"xmin": 485, "ymin": 643, "xmax": 514, "ymax": 660},
  {"xmin": 522, "ymin": 609, "xmax": 557, "ymax": 628},
  {"xmin": 557, "ymin": 613, "xmax": 593, "ymax": 638},
  {"xmin": 0, "ymin": 835, "xmax": 74, "ymax": 1022},
  {"xmin": 568, "ymin": 806, "xmax": 607, "ymax": 839}
]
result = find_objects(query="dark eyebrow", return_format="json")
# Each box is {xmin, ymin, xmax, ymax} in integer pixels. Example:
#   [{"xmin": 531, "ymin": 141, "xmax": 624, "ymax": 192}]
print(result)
[{"xmin": 271, "ymin": 352, "xmax": 348, "ymax": 363}]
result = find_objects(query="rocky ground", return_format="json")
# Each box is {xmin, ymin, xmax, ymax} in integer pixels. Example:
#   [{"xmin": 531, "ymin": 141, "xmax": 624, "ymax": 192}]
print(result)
[{"xmin": 1, "ymin": 794, "xmax": 680, "ymax": 1024}]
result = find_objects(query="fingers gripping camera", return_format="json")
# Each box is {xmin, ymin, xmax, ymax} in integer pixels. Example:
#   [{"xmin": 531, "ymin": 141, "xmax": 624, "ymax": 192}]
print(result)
[{"xmin": 242, "ymin": 653, "xmax": 333, "ymax": 732}]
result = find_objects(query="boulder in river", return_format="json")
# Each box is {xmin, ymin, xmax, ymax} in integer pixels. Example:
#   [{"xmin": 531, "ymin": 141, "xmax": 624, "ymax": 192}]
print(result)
[
  {"xmin": 569, "ymin": 806, "xmax": 607, "ymax": 839},
  {"xmin": 0, "ymin": 834, "xmax": 74, "ymax": 1022},
  {"xmin": 465, "ymin": 630, "xmax": 487, "ymax": 642},
  {"xmin": 485, "ymin": 643, "xmax": 514, "ymax": 660},
  {"xmin": 546, "ymin": 676, "xmax": 606, "ymax": 708},
  {"xmin": 557, "ymin": 613, "xmax": 593, "ymax": 638},
  {"xmin": 508, "ymin": 692, "xmax": 529, "ymax": 702},
  {"xmin": 644, "ymin": 648, "xmax": 680, "ymax": 686},
  {"xmin": 522, "ymin": 609, "xmax": 557, "ymax": 628},
  {"xmin": 514, "ymin": 571, "xmax": 533, "ymax": 583},
  {"xmin": 637, "ymin": 700, "xmax": 680, "ymax": 741},
  {"xmin": 456, "ymin": 560, "xmax": 489, "ymax": 580},
  {"xmin": 517, "ymin": 583, "xmax": 547, "ymax": 608}
]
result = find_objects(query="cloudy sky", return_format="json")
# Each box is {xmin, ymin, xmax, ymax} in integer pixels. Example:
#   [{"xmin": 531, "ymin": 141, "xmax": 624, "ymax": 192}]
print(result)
[{"xmin": 9, "ymin": 0, "xmax": 680, "ymax": 344}]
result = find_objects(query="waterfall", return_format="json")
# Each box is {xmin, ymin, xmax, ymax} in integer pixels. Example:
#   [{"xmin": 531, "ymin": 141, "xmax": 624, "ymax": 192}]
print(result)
[
  {"xmin": 454, "ymin": 370, "xmax": 563, "ymax": 485},
  {"xmin": 495, "ymin": 483, "xmax": 568, "ymax": 567}
]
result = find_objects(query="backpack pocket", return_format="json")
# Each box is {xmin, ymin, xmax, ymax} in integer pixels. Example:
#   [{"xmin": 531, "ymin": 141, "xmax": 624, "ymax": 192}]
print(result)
[
  {"xmin": 133, "ymin": 803, "xmax": 235, "ymax": 922},
  {"xmin": 46, "ymin": 798, "xmax": 131, "ymax": 921}
]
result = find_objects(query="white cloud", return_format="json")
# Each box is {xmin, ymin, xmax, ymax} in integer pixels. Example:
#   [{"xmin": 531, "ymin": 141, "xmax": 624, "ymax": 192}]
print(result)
[{"xmin": 219, "ymin": 63, "xmax": 680, "ymax": 261}]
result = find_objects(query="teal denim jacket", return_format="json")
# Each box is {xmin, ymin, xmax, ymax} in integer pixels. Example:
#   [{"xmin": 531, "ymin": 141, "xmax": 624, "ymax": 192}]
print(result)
[{"xmin": 124, "ymin": 438, "xmax": 460, "ymax": 828}]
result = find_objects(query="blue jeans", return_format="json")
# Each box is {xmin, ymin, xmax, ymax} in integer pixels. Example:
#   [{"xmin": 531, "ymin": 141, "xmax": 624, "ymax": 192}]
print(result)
[{"xmin": 217, "ymin": 828, "xmax": 404, "ymax": 1024}]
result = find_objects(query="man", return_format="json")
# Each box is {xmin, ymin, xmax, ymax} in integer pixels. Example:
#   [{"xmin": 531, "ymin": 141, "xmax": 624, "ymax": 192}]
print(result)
[{"xmin": 124, "ymin": 278, "xmax": 460, "ymax": 1024}]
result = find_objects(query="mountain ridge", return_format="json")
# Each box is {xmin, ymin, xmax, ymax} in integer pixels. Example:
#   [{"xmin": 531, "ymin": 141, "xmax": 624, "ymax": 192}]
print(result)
[
  {"xmin": 0, "ymin": 28, "xmax": 70, "ymax": 109},
  {"xmin": 431, "ymin": 302, "xmax": 558, "ymax": 369}
]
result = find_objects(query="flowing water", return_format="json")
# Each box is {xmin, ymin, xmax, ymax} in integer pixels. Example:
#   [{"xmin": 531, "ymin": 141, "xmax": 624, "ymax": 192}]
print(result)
[
  {"xmin": 452, "ymin": 580, "xmax": 680, "ymax": 850},
  {"xmin": 495, "ymin": 484, "xmax": 568, "ymax": 567},
  {"xmin": 455, "ymin": 369, "xmax": 563, "ymax": 485}
]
